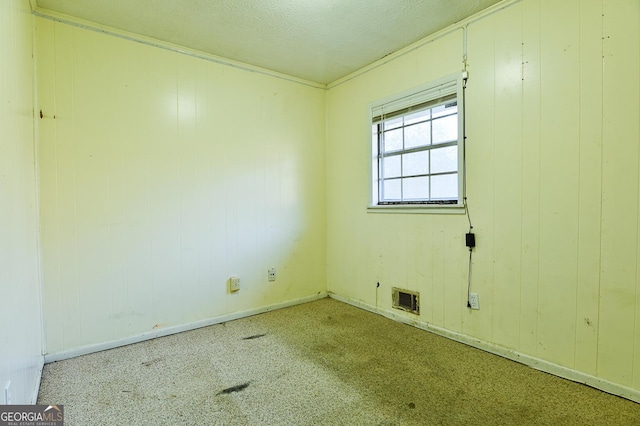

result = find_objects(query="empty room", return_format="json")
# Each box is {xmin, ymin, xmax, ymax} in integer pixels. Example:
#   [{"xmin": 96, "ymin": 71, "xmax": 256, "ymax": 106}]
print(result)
[{"xmin": 2, "ymin": 0, "xmax": 640, "ymax": 424}]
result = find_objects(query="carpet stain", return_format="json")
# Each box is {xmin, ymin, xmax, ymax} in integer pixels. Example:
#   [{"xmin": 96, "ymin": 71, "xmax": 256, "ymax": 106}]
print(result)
[
  {"xmin": 242, "ymin": 333, "xmax": 267, "ymax": 340},
  {"xmin": 218, "ymin": 382, "xmax": 251, "ymax": 395},
  {"xmin": 320, "ymin": 315, "xmax": 336, "ymax": 326},
  {"xmin": 141, "ymin": 358, "xmax": 162, "ymax": 367}
]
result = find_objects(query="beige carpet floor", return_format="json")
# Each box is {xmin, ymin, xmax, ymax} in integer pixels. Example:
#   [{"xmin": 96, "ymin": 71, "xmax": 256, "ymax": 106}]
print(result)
[{"xmin": 38, "ymin": 298, "xmax": 640, "ymax": 425}]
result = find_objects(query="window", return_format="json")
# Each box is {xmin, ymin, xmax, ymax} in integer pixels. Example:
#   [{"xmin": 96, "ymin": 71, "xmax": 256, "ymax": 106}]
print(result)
[{"xmin": 370, "ymin": 75, "xmax": 464, "ymax": 209}]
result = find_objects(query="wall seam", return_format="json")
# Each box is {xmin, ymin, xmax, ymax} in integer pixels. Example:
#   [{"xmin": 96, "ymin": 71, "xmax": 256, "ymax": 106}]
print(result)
[
  {"xmin": 595, "ymin": 0, "xmax": 605, "ymax": 379},
  {"xmin": 573, "ymin": 0, "xmax": 582, "ymax": 372}
]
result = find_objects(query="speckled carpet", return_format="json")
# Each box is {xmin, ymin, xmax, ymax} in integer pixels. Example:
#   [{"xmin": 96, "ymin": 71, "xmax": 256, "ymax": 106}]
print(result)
[{"xmin": 38, "ymin": 298, "xmax": 640, "ymax": 425}]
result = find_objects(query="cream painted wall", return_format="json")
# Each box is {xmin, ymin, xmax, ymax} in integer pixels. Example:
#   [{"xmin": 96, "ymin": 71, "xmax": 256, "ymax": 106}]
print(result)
[
  {"xmin": 327, "ymin": 0, "xmax": 640, "ymax": 397},
  {"xmin": 26, "ymin": 0, "xmax": 640, "ymax": 402},
  {"xmin": 0, "ymin": 0, "xmax": 43, "ymax": 404},
  {"xmin": 36, "ymin": 18, "xmax": 326, "ymax": 355}
]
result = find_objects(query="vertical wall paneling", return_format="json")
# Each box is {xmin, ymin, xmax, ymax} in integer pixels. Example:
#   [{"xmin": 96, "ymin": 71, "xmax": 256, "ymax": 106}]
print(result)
[
  {"xmin": 465, "ymin": 14, "xmax": 496, "ymax": 343},
  {"xmin": 0, "ymin": 0, "xmax": 43, "ymax": 404},
  {"xmin": 443, "ymin": 216, "xmax": 464, "ymax": 333},
  {"xmin": 74, "ymin": 25, "xmax": 113, "ymax": 346},
  {"xmin": 326, "ymin": 0, "xmax": 640, "ymax": 399},
  {"xmin": 37, "ymin": 18, "xmax": 327, "ymax": 355},
  {"xmin": 326, "ymin": 31, "xmax": 465, "ymax": 332},
  {"xmin": 635, "ymin": 0, "xmax": 640, "ymax": 391},
  {"xmin": 406, "ymin": 217, "xmax": 433, "ymax": 322},
  {"xmin": 490, "ymin": 2, "xmax": 524, "ymax": 349},
  {"xmin": 519, "ymin": 0, "xmax": 542, "ymax": 357},
  {"xmin": 177, "ymin": 58, "xmax": 206, "ymax": 323},
  {"xmin": 536, "ymin": 0, "xmax": 580, "ymax": 368},
  {"xmin": 430, "ymin": 217, "xmax": 446, "ymax": 327},
  {"xmin": 120, "ymin": 40, "xmax": 155, "ymax": 337},
  {"xmin": 148, "ymin": 48, "xmax": 182, "ymax": 329},
  {"xmin": 29, "ymin": 0, "xmax": 640, "ymax": 400},
  {"xmin": 55, "ymin": 23, "xmax": 83, "ymax": 351},
  {"xmin": 598, "ymin": 0, "xmax": 640, "ymax": 387},
  {"xmin": 35, "ymin": 17, "xmax": 62, "ymax": 352},
  {"xmin": 105, "ymin": 36, "xmax": 128, "ymax": 340},
  {"xmin": 574, "ymin": 0, "xmax": 604, "ymax": 376}
]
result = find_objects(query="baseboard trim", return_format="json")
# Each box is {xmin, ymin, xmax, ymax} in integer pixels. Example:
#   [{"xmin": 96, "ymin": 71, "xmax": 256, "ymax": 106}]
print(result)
[
  {"xmin": 44, "ymin": 292, "xmax": 328, "ymax": 363},
  {"xmin": 31, "ymin": 356, "xmax": 45, "ymax": 404},
  {"xmin": 328, "ymin": 293, "xmax": 640, "ymax": 404}
]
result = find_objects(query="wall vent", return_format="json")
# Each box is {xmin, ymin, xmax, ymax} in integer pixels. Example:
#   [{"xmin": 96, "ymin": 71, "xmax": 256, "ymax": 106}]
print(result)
[{"xmin": 392, "ymin": 287, "xmax": 420, "ymax": 315}]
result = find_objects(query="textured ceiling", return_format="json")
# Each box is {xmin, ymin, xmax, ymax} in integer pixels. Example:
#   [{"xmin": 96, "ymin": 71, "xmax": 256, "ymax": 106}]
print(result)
[{"xmin": 35, "ymin": 0, "xmax": 502, "ymax": 84}]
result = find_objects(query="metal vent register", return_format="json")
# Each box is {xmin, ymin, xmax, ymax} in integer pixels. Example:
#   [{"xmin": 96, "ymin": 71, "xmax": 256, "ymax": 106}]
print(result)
[{"xmin": 392, "ymin": 288, "xmax": 420, "ymax": 315}]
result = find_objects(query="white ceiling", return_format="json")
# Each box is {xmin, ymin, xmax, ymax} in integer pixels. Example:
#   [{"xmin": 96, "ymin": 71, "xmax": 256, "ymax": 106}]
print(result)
[{"xmin": 35, "ymin": 0, "xmax": 502, "ymax": 85}]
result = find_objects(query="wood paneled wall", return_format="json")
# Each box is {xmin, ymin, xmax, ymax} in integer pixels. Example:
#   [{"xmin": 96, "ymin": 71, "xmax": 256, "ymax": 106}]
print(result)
[
  {"xmin": 327, "ymin": 0, "xmax": 640, "ymax": 395},
  {"xmin": 36, "ymin": 18, "xmax": 327, "ymax": 355}
]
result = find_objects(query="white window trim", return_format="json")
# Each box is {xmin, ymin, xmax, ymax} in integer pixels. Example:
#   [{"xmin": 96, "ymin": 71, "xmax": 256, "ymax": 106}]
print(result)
[{"xmin": 367, "ymin": 72, "xmax": 466, "ymax": 214}]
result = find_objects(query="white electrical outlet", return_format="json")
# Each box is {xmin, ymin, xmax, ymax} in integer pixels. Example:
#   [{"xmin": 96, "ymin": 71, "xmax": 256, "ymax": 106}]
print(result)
[
  {"xmin": 4, "ymin": 381, "xmax": 11, "ymax": 405},
  {"xmin": 230, "ymin": 277, "xmax": 240, "ymax": 292},
  {"xmin": 469, "ymin": 293, "xmax": 480, "ymax": 310},
  {"xmin": 268, "ymin": 268, "xmax": 276, "ymax": 282}
]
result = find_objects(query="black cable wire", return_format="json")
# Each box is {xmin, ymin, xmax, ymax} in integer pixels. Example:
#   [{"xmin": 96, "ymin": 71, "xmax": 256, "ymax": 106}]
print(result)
[
  {"xmin": 462, "ymin": 73, "xmax": 474, "ymax": 309},
  {"xmin": 465, "ymin": 196, "xmax": 473, "ymax": 308},
  {"xmin": 467, "ymin": 248, "xmax": 473, "ymax": 308},
  {"xmin": 464, "ymin": 196, "xmax": 473, "ymax": 232}
]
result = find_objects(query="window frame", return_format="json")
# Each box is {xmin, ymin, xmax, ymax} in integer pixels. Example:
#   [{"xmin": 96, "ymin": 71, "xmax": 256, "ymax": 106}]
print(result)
[{"xmin": 368, "ymin": 73, "xmax": 465, "ymax": 213}]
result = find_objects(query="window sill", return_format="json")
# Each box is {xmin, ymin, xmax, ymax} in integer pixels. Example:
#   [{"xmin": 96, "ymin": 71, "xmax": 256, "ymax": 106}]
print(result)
[{"xmin": 367, "ymin": 204, "xmax": 465, "ymax": 215}]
